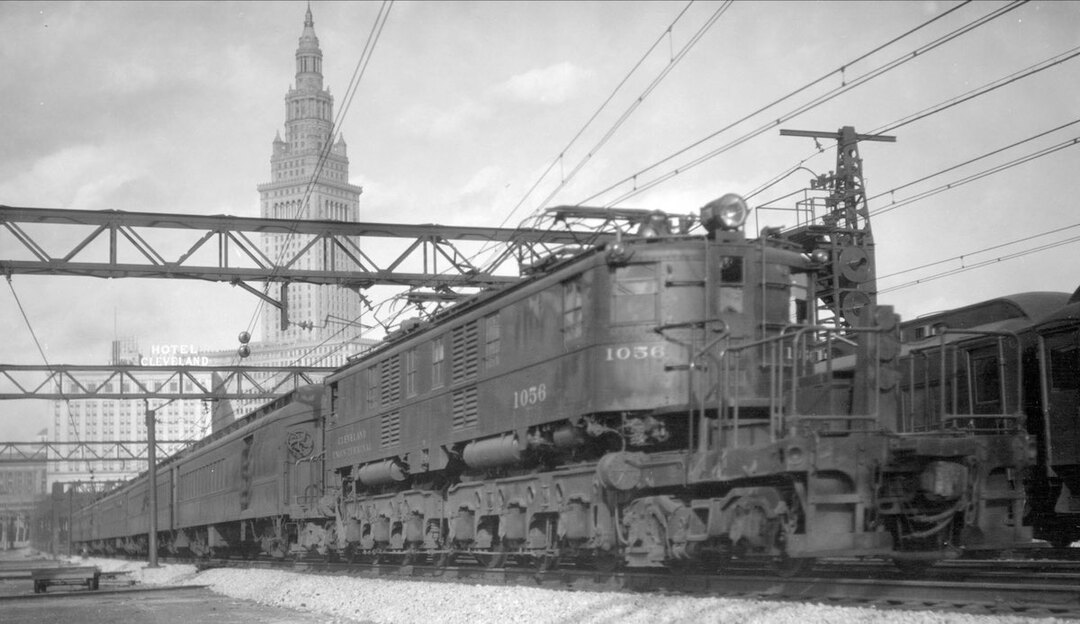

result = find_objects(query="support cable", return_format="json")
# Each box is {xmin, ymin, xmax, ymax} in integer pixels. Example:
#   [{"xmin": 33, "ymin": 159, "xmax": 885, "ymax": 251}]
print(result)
[{"xmin": 577, "ymin": 1, "xmax": 1020, "ymax": 207}]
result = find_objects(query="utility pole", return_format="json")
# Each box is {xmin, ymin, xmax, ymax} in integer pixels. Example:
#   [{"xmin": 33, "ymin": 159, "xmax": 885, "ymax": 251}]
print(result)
[{"xmin": 144, "ymin": 401, "xmax": 159, "ymax": 568}]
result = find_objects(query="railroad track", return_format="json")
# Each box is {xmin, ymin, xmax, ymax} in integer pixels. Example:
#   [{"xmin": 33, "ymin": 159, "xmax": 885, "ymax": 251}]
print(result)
[{"xmin": 182, "ymin": 554, "xmax": 1080, "ymax": 618}]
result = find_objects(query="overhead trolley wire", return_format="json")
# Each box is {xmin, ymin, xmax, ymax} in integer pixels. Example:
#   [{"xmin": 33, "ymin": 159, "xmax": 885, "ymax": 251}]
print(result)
[
  {"xmin": 425, "ymin": 1, "xmax": 726, "ymax": 304},
  {"xmin": 879, "ymin": 229, "xmax": 1080, "ymax": 295},
  {"xmin": 576, "ymin": 0, "xmax": 1022, "ymax": 207},
  {"xmin": 499, "ymin": 1, "xmax": 699, "ymax": 230},
  {"xmin": 530, "ymin": 0, "xmax": 734, "ymax": 213},
  {"xmin": 460, "ymin": 1, "xmax": 724, "ymax": 280},
  {"xmin": 869, "ymin": 134, "xmax": 1080, "ymax": 219},
  {"xmin": 748, "ymin": 45, "xmax": 1080, "ymax": 208},
  {"xmin": 879, "ymin": 221, "xmax": 1080, "ymax": 283},
  {"xmin": 5, "ymin": 275, "xmax": 87, "ymax": 463},
  {"xmin": 872, "ymin": 44, "xmax": 1080, "ymax": 136}
]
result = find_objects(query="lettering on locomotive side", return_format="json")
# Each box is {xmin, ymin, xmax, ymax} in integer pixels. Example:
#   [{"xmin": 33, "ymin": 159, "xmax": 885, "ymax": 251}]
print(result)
[
  {"xmin": 336, "ymin": 431, "xmax": 367, "ymax": 445},
  {"xmin": 331, "ymin": 428, "xmax": 371, "ymax": 460},
  {"xmin": 603, "ymin": 344, "xmax": 666, "ymax": 361}
]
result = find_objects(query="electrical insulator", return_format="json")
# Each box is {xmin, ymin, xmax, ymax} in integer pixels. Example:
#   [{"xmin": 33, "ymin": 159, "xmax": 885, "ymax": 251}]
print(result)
[
  {"xmin": 238, "ymin": 331, "xmax": 251, "ymax": 344},
  {"xmin": 238, "ymin": 345, "xmax": 251, "ymax": 359}
]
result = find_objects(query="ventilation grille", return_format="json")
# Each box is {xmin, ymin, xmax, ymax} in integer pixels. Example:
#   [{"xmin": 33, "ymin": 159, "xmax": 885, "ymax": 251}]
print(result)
[
  {"xmin": 451, "ymin": 321, "xmax": 479, "ymax": 384},
  {"xmin": 451, "ymin": 387, "xmax": 478, "ymax": 430},
  {"xmin": 381, "ymin": 355, "xmax": 401, "ymax": 406},
  {"xmin": 380, "ymin": 411, "xmax": 401, "ymax": 448}
]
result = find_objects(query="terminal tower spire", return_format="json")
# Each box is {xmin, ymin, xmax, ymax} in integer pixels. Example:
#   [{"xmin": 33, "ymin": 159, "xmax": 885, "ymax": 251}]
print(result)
[{"xmin": 257, "ymin": 5, "xmax": 364, "ymax": 348}]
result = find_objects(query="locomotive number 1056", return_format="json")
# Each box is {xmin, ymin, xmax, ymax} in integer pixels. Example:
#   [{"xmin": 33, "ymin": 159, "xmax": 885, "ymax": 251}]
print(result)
[
  {"xmin": 513, "ymin": 384, "xmax": 548, "ymax": 409},
  {"xmin": 604, "ymin": 344, "xmax": 666, "ymax": 361}
]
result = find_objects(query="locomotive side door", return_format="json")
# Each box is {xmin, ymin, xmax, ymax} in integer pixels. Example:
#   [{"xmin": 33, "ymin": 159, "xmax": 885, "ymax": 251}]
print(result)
[{"xmin": 285, "ymin": 423, "xmax": 320, "ymax": 514}]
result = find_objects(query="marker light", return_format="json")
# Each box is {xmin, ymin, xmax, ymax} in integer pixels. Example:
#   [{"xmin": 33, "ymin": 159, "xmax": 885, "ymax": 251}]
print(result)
[
  {"xmin": 701, "ymin": 193, "xmax": 749, "ymax": 233},
  {"xmin": 635, "ymin": 211, "xmax": 671, "ymax": 238}
]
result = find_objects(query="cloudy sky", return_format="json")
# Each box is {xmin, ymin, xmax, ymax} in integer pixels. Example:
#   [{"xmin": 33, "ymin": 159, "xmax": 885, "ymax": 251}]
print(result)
[{"xmin": 1, "ymin": 0, "xmax": 1079, "ymax": 439}]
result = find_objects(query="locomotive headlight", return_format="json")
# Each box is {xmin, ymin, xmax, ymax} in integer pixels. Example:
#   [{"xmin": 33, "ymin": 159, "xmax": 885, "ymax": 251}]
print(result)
[{"xmin": 700, "ymin": 193, "xmax": 750, "ymax": 233}]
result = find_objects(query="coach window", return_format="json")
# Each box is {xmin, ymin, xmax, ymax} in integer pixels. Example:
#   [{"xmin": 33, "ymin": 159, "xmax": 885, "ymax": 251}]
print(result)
[
  {"xmin": 431, "ymin": 337, "xmax": 445, "ymax": 389},
  {"xmin": 612, "ymin": 264, "xmax": 658, "ymax": 324},
  {"xmin": 563, "ymin": 277, "xmax": 584, "ymax": 342},
  {"xmin": 718, "ymin": 256, "xmax": 744, "ymax": 314},
  {"xmin": 972, "ymin": 355, "xmax": 1001, "ymax": 408},
  {"xmin": 1050, "ymin": 344, "xmax": 1080, "ymax": 390},
  {"xmin": 484, "ymin": 313, "xmax": 501, "ymax": 369}
]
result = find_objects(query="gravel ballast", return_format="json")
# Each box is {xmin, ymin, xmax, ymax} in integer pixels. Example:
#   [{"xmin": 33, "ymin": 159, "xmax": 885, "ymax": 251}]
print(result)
[{"xmin": 74, "ymin": 557, "xmax": 1080, "ymax": 624}]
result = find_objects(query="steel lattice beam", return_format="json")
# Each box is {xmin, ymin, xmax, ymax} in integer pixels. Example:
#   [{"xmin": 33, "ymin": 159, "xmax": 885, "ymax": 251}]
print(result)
[
  {"xmin": 0, "ymin": 364, "xmax": 334, "ymax": 400},
  {"xmin": 0, "ymin": 205, "xmax": 620, "ymax": 290},
  {"xmin": 0, "ymin": 441, "xmax": 193, "ymax": 464}
]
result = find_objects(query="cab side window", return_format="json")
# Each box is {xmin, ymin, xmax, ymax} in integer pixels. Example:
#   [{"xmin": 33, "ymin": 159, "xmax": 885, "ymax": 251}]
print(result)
[{"xmin": 612, "ymin": 264, "xmax": 658, "ymax": 324}]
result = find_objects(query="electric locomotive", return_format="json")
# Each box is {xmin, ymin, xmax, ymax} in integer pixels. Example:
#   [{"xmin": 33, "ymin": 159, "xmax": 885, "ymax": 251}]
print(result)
[{"xmin": 321, "ymin": 188, "xmax": 1032, "ymax": 572}]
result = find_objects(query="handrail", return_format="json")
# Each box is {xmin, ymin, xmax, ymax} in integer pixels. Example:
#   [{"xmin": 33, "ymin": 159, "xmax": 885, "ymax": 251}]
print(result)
[
  {"xmin": 714, "ymin": 324, "xmax": 891, "ymax": 446},
  {"xmin": 902, "ymin": 329, "xmax": 1024, "ymax": 431}
]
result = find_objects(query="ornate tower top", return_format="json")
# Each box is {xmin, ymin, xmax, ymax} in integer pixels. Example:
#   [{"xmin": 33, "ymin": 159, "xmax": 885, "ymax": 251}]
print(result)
[{"xmin": 295, "ymin": 4, "xmax": 323, "ymax": 91}]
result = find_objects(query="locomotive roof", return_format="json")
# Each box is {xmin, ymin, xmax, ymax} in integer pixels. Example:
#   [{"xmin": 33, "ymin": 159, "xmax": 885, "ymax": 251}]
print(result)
[{"xmin": 333, "ymin": 230, "xmax": 744, "ymax": 376}]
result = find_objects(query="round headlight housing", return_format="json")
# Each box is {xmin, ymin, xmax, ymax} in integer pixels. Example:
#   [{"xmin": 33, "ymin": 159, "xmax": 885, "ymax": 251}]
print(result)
[{"xmin": 701, "ymin": 193, "xmax": 749, "ymax": 233}]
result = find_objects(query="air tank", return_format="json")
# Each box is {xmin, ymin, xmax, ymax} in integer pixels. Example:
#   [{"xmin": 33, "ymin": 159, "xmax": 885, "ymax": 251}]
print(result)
[
  {"xmin": 462, "ymin": 434, "xmax": 523, "ymax": 469},
  {"xmin": 356, "ymin": 459, "xmax": 407, "ymax": 487}
]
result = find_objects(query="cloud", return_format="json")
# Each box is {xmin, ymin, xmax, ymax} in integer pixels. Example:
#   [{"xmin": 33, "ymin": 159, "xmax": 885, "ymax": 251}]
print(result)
[
  {"xmin": 493, "ymin": 62, "xmax": 594, "ymax": 105},
  {"xmin": 459, "ymin": 165, "xmax": 504, "ymax": 196},
  {"xmin": 395, "ymin": 62, "xmax": 593, "ymax": 139},
  {"xmin": 398, "ymin": 99, "xmax": 493, "ymax": 139},
  {"xmin": 0, "ymin": 144, "xmax": 146, "ymax": 209}
]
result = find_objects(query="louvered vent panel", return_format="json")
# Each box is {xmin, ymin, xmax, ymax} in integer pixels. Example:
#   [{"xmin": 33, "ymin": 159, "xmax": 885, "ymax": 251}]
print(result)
[
  {"xmin": 451, "ymin": 321, "xmax": 479, "ymax": 384},
  {"xmin": 380, "ymin": 355, "xmax": 401, "ymax": 406},
  {"xmin": 451, "ymin": 387, "xmax": 478, "ymax": 430},
  {"xmin": 380, "ymin": 411, "xmax": 401, "ymax": 448}
]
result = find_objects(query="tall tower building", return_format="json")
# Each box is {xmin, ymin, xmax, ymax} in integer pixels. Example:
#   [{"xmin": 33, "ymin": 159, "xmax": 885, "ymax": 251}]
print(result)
[{"xmin": 257, "ymin": 6, "xmax": 364, "ymax": 347}]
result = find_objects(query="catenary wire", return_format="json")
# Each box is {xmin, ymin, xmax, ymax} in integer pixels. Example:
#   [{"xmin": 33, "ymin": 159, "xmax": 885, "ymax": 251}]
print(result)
[
  {"xmin": 497, "ymin": 1, "xmax": 698, "ymax": 231},
  {"xmin": 574, "ymin": 0, "xmax": 1019, "ymax": 206}
]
